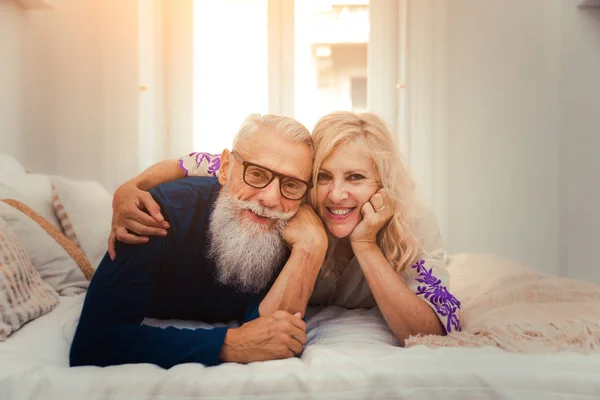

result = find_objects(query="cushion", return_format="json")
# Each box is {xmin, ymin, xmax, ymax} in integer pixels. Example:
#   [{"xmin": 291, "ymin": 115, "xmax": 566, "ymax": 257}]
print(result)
[
  {"xmin": 0, "ymin": 154, "xmax": 26, "ymax": 178},
  {"xmin": 0, "ymin": 215, "xmax": 59, "ymax": 340},
  {"xmin": 0, "ymin": 155, "xmax": 61, "ymax": 229},
  {"xmin": 0, "ymin": 200, "xmax": 92, "ymax": 296},
  {"xmin": 49, "ymin": 176, "xmax": 112, "ymax": 268},
  {"xmin": 51, "ymin": 185, "xmax": 83, "ymax": 249}
]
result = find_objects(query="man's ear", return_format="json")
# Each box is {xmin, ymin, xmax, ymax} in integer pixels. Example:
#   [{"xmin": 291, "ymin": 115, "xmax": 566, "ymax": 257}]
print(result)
[{"xmin": 218, "ymin": 149, "xmax": 231, "ymax": 185}]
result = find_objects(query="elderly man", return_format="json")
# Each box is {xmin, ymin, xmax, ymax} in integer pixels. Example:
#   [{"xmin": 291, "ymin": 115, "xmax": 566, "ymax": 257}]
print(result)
[{"xmin": 69, "ymin": 114, "xmax": 327, "ymax": 369}]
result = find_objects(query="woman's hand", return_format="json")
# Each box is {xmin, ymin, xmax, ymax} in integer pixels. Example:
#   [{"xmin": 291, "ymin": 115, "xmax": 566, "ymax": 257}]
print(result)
[
  {"xmin": 349, "ymin": 189, "xmax": 394, "ymax": 250},
  {"xmin": 108, "ymin": 181, "xmax": 170, "ymax": 260}
]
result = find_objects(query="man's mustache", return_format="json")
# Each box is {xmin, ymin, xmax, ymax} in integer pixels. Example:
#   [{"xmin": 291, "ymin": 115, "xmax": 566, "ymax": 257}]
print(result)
[{"xmin": 233, "ymin": 198, "xmax": 296, "ymax": 221}]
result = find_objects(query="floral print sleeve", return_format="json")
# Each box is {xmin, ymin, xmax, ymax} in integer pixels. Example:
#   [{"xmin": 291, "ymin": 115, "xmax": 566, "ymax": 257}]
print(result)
[
  {"xmin": 178, "ymin": 152, "xmax": 221, "ymax": 178},
  {"xmin": 402, "ymin": 204, "xmax": 462, "ymax": 333},
  {"xmin": 406, "ymin": 259, "xmax": 461, "ymax": 333}
]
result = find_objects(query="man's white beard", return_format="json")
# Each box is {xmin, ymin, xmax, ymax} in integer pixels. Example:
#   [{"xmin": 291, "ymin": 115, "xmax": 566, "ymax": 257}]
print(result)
[{"xmin": 208, "ymin": 185, "xmax": 294, "ymax": 294}]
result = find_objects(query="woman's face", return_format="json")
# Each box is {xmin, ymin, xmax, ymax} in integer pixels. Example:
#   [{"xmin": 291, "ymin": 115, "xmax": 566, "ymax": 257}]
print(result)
[{"xmin": 315, "ymin": 141, "xmax": 381, "ymax": 239}]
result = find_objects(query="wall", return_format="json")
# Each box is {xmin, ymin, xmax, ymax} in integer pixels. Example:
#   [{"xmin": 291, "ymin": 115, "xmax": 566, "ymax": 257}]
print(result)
[
  {"xmin": 441, "ymin": 0, "xmax": 600, "ymax": 282},
  {"xmin": 46, "ymin": 0, "xmax": 143, "ymax": 191},
  {"xmin": 0, "ymin": 0, "xmax": 25, "ymax": 160},
  {"xmin": 443, "ymin": 0, "xmax": 563, "ymax": 275},
  {"xmin": 2, "ymin": 1, "xmax": 114, "ymax": 180},
  {"xmin": 559, "ymin": 4, "xmax": 600, "ymax": 282},
  {"xmin": 52, "ymin": 1, "xmax": 108, "ymax": 182},
  {"xmin": 20, "ymin": 9, "xmax": 58, "ymax": 173},
  {"xmin": 98, "ymin": 0, "xmax": 142, "ymax": 190},
  {"xmin": 165, "ymin": 0, "xmax": 193, "ymax": 159},
  {"xmin": 139, "ymin": 0, "xmax": 167, "ymax": 171},
  {"xmin": 0, "ymin": 0, "xmax": 156, "ymax": 191}
]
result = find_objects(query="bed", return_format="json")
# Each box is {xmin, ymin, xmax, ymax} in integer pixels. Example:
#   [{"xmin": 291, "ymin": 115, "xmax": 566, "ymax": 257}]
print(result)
[
  {"xmin": 1, "ymin": 293, "xmax": 599, "ymax": 400},
  {"xmin": 2, "ymin": 154, "xmax": 600, "ymax": 399}
]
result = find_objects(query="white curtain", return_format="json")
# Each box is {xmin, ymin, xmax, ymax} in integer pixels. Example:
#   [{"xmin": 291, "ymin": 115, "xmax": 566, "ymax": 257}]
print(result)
[{"xmin": 402, "ymin": 0, "xmax": 449, "ymax": 240}]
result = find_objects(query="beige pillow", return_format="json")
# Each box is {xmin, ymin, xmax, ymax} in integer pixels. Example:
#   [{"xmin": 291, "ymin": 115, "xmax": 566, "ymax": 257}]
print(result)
[
  {"xmin": 0, "ymin": 215, "xmax": 59, "ymax": 340},
  {"xmin": 0, "ymin": 200, "xmax": 94, "ymax": 295}
]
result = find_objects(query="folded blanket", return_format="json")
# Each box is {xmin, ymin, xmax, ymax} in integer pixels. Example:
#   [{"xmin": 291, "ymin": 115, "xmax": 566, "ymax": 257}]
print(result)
[{"xmin": 405, "ymin": 253, "xmax": 600, "ymax": 354}]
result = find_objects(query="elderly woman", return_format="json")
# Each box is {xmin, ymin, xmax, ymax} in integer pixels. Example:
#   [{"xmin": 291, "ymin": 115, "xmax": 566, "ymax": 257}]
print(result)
[{"xmin": 109, "ymin": 111, "xmax": 461, "ymax": 342}]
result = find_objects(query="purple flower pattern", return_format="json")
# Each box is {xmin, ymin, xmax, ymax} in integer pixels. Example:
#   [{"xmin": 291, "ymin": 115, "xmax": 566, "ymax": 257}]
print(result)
[
  {"xmin": 412, "ymin": 259, "xmax": 461, "ymax": 333},
  {"xmin": 178, "ymin": 158, "xmax": 189, "ymax": 176},
  {"xmin": 191, "ymin": 152, "xmax": 221, "ymax": 177}
]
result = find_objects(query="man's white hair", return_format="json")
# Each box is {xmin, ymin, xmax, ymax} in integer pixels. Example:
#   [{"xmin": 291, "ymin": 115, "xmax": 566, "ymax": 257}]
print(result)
[{"xmin": 232, "ymin": 113, "xmax": 314, "ymax": 158}]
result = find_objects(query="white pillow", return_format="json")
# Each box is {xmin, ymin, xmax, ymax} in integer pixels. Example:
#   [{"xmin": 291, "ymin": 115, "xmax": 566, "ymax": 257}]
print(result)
[
  {"xmin": 0, "ymin": 155, "xmax": 61, "ymax": 229},
  {"xmin": 0, "ymin": 154, "xmax": 26, "ymax": 178},
  {"xmin": 0, "ymin": 201, "xmax": 89, "ymax": 296},
  {"xmin": 50, "ymin": 176, "xmax": 112, "ymax": 268}
]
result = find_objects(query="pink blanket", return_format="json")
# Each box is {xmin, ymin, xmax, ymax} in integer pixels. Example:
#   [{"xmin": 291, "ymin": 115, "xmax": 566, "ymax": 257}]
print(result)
[{"xmin": 405, "ymin": 254, "xmax": 600, "ymax": 354}]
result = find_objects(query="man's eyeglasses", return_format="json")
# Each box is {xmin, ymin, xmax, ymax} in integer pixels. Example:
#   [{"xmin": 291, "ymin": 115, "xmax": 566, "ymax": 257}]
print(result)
[{"xmin": 231, "ymin": 151, "xmax": 312, "ymax": 200}]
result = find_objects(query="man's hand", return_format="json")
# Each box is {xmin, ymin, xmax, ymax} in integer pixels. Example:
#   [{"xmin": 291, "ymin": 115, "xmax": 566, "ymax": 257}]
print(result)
[
  {"xmin": 219, "ymin": 311, "xmax": 307, "ymax": 363},
  {"xmin": 282, "ymin": 204, "xmax": 328, "ymax": 253},
  {"xmin": 108, "ymin": 181, "xmax": 170, "ymax": 260}
]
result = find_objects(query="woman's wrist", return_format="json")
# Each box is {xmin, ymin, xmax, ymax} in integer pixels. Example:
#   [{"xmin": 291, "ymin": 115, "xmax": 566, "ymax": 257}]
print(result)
[
  {"xmin": 133, "ymin": 176, "xmax": 152, "ymax": 191},
  {"xmin": 349, "ymin": 239, "xmax": 379, "ymax": 254}
]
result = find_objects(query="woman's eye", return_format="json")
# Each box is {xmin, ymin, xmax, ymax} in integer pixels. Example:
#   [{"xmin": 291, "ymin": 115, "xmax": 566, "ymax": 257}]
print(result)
[
  {"xmin": 317, "ymin": 172, "xmax": 331, "ymax": 182},
  {"xmin": 348, "ymin": 174, "xmax": 365, "ymax": 181}
]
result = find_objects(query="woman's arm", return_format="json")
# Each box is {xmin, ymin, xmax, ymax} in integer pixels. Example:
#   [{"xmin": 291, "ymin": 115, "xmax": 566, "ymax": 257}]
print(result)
[
  {"xmin": 108, "ymin": 153, "xmax": 221, "ymax": 259},
  {"xmin": 349, "ymin": 190, "xmax": 459, "ymax": 343},
  {"xmin": 108, "ymin": 159, "xmax": 183, "ymax": 259},
  {"xmin": 352, "ymin": 243, "xmax": 444, "ymax": 342},
  {"xmin": 130, "ymin": 159, "xmax": 185, "ymax": 191}
]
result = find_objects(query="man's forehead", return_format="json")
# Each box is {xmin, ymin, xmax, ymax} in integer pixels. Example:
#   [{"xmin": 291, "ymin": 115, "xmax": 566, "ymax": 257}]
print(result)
[{"xmin": 236, "ymin": 131, "xmax": 312, "ymax": 180}]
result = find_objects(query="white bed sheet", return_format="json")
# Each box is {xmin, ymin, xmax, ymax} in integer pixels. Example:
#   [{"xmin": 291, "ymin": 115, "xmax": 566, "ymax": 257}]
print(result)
[{"xmin": 1, "ymin": 294, "xmax": 600, "ymax": 400}]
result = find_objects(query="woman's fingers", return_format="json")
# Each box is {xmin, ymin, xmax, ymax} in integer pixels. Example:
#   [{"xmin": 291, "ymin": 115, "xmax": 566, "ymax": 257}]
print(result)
[
  {"xmin": 123, "ymin": 219, "xmax": 168, "ymax": 237},
  {"xmin": 370, "ymin": 192, "xmax": 385, "ymax": 211},
  {"xmin": 361, "ymin": 201, "xmax": 375, "ymax": 218},
  {"xmin": 114, "ymin": 226, "xmax": 149, "ymax": 244},
  {"xmin": 140, "ymin": 192, "xmax": 167, "ymax": 225},
  {"xmin": 123, "ymin": 206, "xmax": 167, "ymax": 229}
]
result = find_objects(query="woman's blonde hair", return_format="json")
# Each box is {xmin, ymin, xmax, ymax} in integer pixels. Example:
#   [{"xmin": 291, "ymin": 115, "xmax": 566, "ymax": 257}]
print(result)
[{"xmin": 308, "ymin": 111, "xmax": 421, "ymax": 279}]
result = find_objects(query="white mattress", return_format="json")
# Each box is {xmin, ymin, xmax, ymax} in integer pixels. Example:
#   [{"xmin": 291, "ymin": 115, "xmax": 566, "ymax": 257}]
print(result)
[{"xmin": 1, "ymin": 295, "xmax": 600, "ymax": 400}]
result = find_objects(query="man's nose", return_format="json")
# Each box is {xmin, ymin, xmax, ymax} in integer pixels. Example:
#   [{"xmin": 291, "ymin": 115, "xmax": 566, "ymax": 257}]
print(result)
[{"xmin": 258, "ymin": 178, "xmax": 282, "ymax": 208}]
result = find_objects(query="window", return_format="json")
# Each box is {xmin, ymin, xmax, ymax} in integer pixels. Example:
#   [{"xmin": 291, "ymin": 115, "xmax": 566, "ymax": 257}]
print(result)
[
  {"xmin": 192, "ymin": 0, "xmax": 399, "ymax": 153},
  {"xmin": 294, "ymin": 1, "xmax": 370, "ymax": 130},
  {"xmin": 351, "ymin": 76, "xmax": 368, "ymax": 110},
  {"xmin": 193, "ymin": 0, "xmax": 269, "ymax": 153}
]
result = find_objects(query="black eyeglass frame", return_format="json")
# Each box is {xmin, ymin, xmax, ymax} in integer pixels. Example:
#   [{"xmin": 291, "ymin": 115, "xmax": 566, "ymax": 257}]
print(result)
[{"xmin": 231, "ymin": 151, "xmax": 313, "ymax": 200}]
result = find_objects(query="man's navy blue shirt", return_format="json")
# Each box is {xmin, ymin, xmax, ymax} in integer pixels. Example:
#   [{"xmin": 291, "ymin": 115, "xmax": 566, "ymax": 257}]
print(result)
[{"xmin": 70, "ymin": 177, "xmax": 277, "ymax": 369}]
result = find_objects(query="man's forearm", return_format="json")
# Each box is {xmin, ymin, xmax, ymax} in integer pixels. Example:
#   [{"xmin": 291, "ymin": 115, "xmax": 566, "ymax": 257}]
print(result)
[
  {"xmin": 70, "ymin": 322, "xmax": 229, "ymax": 368},
  {"xmin": 131, "ymin": 159, "xmax": 184, "ymax": 191},
  {"xmin": 259, "ymin": 246, "xmax": 325, "ymax": 318},
  {"xmin": 71, "ymin": 240, "xmax": 232, "ymax": 369}
]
